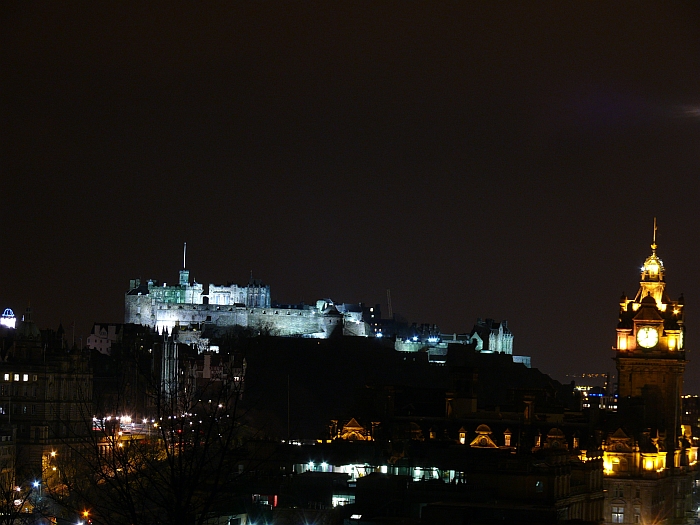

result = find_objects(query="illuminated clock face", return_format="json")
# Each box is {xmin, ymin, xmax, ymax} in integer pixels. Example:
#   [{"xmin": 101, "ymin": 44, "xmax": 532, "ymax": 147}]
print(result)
[{"xmin": 637, "ymin": 326, "xmax": 659, "ymax": 348}]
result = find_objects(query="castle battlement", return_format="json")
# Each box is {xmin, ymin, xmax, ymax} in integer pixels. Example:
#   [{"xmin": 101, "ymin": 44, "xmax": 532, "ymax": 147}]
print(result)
[{"xmin": 125, "ymin": 271, "xmax": 368, "ymax": 338}]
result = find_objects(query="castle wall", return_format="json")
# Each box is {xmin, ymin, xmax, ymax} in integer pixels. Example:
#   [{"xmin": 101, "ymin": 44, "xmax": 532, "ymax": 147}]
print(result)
[
  {"xmin": 126, "ymin": 278, "xmax": 365, "ymax": 339},
  {"xmin": 125, "ymin": 296, "xmax": 342, "ymax": 338}
]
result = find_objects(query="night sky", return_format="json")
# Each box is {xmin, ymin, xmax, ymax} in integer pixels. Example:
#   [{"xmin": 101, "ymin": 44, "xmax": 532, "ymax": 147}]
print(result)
[{"xmin": 2, "ymin": 4, "xmax": 700, "ymax": 389}]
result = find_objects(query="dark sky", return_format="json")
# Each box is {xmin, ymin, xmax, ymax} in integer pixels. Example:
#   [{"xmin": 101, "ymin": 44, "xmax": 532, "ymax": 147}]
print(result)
[{"xmin": 2, "ymin": 3, "xmax": 700, "ymax": 389}]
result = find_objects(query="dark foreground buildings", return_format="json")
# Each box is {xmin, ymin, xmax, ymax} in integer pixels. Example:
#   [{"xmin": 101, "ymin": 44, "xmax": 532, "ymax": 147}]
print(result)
[
  {"xmin": 232, "ymin": 233, "xmax": 698, "ymax": 525},
  {"xmin": 0, "ymin": 309, "xmax": 91, "ymax": 480},
  {"xmin": 0, "ymin": 230, "xmax": 696, "ymax": 524}
]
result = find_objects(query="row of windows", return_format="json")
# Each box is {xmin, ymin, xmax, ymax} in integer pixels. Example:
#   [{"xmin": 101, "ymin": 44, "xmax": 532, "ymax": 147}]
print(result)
[
  {"xmin": 0, "ymin": 404, "xmax": 37, "ymax": 415},
  {"xmin": 2, "ymin": 374, "xmax": 38, "ymax": 382}
]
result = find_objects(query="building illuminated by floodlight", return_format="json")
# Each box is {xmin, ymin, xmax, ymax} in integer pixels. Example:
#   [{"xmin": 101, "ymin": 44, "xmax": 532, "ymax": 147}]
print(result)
[
  {"xmin": 125, "ymin": 266, "xmax": 369, "ymax": 338},
  {"xmin": 0, "ymin": 309, "xmax": 16, "ymax": 329},
  {"xmin": 600, "ymin": 223, "xmax": 696, "ymax": 525}
]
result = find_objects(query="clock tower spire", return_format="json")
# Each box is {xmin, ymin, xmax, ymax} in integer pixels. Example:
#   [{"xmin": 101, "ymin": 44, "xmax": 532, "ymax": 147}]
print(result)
[
  {"xmin": 615, "ymin": 220, "xmax": 685, "ymax": 457},
  {"xmin": 636, "ymin": 217, "xmax": 666, "ymax": 306}
]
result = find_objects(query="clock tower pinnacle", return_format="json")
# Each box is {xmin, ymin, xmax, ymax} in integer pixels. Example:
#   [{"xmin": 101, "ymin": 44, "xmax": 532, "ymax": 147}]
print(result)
[{"xmin": 637, "ymin": 217, "xmax": 666, "ymax": 306}]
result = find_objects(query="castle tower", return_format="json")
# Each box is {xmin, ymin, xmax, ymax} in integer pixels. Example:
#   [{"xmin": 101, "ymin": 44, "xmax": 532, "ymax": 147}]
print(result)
[
  {"xmin": 614, "ymin": 220, "xmax": 686, "ymax": 459},
  {"xmin": 179, "ymin": 242, "xmax": 190, "ymax": 286}
]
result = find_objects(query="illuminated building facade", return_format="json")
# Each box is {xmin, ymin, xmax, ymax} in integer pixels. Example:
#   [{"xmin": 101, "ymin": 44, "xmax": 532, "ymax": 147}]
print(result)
[
  {"xmin": 125, "ymin": 268, "xmax": 369, "ymax": 338},
  {"xmin": 602, "ymin": 226, "xmax": 697, "ymax": 525},
  {"xmin": 468, "ymin": 318, "xmax": 513, "ymax": 354},
  {"xmin": 615, "ymin": 229, "xmax": 686, "ymax": 437},
  {"xmin": 0, "ymin": 309, "xmax": 16, "ymax": 329}
]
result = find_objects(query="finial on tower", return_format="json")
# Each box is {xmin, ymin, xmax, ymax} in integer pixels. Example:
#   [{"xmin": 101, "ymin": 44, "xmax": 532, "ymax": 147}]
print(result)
[
  {"xmin": 640, "ymin": 218, "xmax": 664, "ymax": 283},
  {"xmin": 183, "ymin": 242, "xmax": 187, "ymax": 269}
]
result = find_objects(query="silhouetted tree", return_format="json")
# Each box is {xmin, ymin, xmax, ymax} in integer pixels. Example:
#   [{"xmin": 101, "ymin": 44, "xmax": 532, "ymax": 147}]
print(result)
[{"xmin": 52, "ymin": 342, "xmax": 250, "ymax": 525}]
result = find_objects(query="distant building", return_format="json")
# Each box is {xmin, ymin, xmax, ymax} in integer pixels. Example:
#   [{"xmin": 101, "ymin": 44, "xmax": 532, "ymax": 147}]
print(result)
[
  {"xmin": 681, "ymin": 394, "xmax": 700, "ymax": 434},
  {"xmin": 395, "ymin": 318, "xmax": 529, "ymax": 367},
  {"xmin": 468, "ymin": 318, "xmax": 513, "ymax": 354},
  {"xmin": 0, "ymin": 309, "xmax": 16, "ymax": 329},
  {"xmin": 572, "ymin": 374, "xmax": 617, "ymax": 411},
  {"xmin": 86, "ymin": 323, "xmax": 123, "ymax": 355}
]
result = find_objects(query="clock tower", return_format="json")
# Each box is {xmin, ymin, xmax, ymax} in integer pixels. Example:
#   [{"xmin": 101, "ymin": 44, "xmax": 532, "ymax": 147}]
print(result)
[{"xmin": 615, "ymin": 221, "xmax": 686, "ymax": 453}]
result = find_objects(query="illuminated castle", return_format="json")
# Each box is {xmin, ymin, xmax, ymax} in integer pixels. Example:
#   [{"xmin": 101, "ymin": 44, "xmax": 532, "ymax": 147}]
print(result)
[{"xmin": 125, "ymin": 246, "xmax": 369, "ymax": 338}]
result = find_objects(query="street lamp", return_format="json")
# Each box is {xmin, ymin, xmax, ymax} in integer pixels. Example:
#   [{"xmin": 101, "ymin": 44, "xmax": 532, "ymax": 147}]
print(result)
[{"xmin": 32, "ymin": 480, "xmax": 41, "ymax": 499}]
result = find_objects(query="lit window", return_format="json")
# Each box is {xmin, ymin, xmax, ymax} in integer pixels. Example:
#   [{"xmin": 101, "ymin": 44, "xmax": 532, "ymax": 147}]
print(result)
[
  {"xmin": 612, "ymin": 506, "xmax": 624, "ymax": 523},
  {"xmin": 3, "ymin": 374, "xmax": 8, "ymax": 381},
  {"xmin": 13, "ymin": 374, "xmax": 19, "ymax": 382},
  {"xmin": 22, "ymin": 375, "xmax": 28, "ymax": 382}
]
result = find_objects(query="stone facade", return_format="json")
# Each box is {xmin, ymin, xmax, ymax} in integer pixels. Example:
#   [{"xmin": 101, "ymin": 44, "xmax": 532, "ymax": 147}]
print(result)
[
  {"xmin": 601, "ymin": 428, "xmax": 696, "ymax": 525},
  {"xmin": 125, "ymin": 272, "xmax": 369, "ymax": 338},
  {"xmin": 469, "ymin": 318, "xmax": 514, "ymax": 354}
]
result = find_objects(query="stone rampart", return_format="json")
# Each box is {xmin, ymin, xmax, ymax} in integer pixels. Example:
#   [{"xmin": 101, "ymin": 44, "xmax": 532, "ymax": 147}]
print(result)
[{"xmin": 126, "ymin": 295, "xmax": 345, "ymax": 337}]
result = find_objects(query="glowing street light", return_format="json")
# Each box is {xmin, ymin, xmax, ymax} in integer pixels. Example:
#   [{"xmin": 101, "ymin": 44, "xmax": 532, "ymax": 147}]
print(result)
[{"xmin": 33, "ymin": 480, "xmax": 41, "ymax": 499}]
